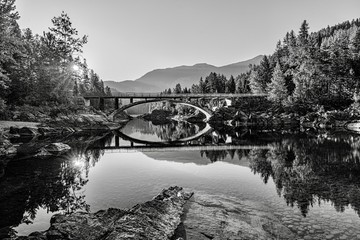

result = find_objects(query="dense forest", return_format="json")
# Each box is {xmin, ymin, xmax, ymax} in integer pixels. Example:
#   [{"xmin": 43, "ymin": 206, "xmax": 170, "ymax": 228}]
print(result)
[
  {"xmin": 169, "ymin": 19, "xmax": 360, "ymax": 113},
  {"xmin": 0, "ymin": 0, "xmax": 110, "ymax": 113}
]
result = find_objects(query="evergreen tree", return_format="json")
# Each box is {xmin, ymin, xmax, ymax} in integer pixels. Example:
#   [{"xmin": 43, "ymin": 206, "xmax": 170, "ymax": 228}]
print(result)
[
  {"xmin": 225, "ymin": 75, "xmax": 236, "ymax": 93},
  {"xmin": 174, "ymin": 83, "xmax": 182, "ymax": 94},
  {"xmin": 249, "ymin": 69, "xmax": 264, "ymax": 93},
  {"xmin": 46, "ymin": 11, "xmax": 88, "ymax": 63},
  {"xmin": 298, "ymin": 20, "xmax": 309, "ymax": 45},
  {"xmin": 39, "ymin": 12, "xmax": 88, "ymax": 103},
  {"xmin": 191, "ymin": 83, "xmax": 200, "ymax": 93},
  {"xmin": 267, "ymin": 62, "xmax": 288, "ymax": 105},
  {"xmin": 198, "ymin": 77, "xmax": 206, "ymax": 93},
  {"xmin": 236, "ymin": 73, "xmax": 250, "ymax": 93},
  {"xmin": 248, "ymin": 56, "xmax": 272, "ymax": 93},
  {"xmin": 105, "ymin": 86, "xmax": 112, "ymax": 96},
  {"xmin": 205, "ymin": 72, "xmax": 218, "ymax": 93},
  {"xmin": 258, "ymin": 55, "xmax": 273, "ymax": 85},
  {"xmin": 0, "ymin": 0, "xmax": 21, "ymax": 102}
]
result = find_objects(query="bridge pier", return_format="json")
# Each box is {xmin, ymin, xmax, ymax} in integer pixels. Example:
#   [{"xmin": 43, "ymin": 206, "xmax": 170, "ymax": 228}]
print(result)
[
  {"xmin": 114, "ymin": 97, "xmax": 119, "ymax": 109},
  {"xmin": 130, "ymin": 98, "xmax": 133, "ymax": 104},
  {"xmin": 99, "ymin": 97, "xmax": 104, "ymax": 110},
  {"xmin": 115, "ymin": 136, "xmax": 120, "ymax": 147}
]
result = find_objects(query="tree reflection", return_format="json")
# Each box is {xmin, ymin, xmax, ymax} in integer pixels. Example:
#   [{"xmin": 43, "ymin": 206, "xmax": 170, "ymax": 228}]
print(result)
[
  {"xmin": 0, "ymin": 134, "xmax": 111, "ymax": 238},
  {"xmin": 121, "ymin": 118, "xmax": 205, "ymax": 141},
  {"xmin": 247, "ymin": 133, "xmax": 360, "ymax": 217}
]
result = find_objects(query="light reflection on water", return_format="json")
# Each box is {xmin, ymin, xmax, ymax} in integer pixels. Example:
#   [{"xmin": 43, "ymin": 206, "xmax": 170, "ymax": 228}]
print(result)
[{"xmin": 1, "ymin": 119, "xmax": 360, "ymax": 239}]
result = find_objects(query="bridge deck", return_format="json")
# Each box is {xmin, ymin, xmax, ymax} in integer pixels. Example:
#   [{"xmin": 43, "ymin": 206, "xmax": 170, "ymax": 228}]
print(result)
[{"xmin": 83, "ymin": 93, "xmax": 268, "ymax": 99}]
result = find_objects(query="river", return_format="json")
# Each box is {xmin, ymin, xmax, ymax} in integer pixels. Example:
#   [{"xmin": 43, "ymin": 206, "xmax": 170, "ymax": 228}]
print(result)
[{"xmin": 1, "ymin": 118, "xmax": 360, "ymax": 239}]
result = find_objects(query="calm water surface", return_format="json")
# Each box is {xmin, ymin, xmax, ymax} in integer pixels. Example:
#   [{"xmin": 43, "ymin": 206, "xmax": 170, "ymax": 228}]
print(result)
[{"xmin": 1, "ymin": 119, "xmax": 360, "ymax": 239}]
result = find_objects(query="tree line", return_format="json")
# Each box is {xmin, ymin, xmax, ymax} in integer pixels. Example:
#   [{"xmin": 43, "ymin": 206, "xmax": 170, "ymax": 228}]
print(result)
[
  {"xmin": 165, "ymin": 19, "xmax": 360, "ymax": 112},
  {"xmin": 251, "ymin": 19, "xmax": 360, "ymax": 111},
  {"xmin": 162, "ymin": 73, "xmax": 237, "ymax": 94},
  {"xmin": 0, "ymin": 0, "xmax": 110, "ymax": 111}
]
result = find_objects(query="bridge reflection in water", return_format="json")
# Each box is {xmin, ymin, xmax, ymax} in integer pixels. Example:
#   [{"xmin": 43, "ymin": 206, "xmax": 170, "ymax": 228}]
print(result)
[{"xmin": 89, "ymin": 129, "xmax": 273, "ymax": 153}]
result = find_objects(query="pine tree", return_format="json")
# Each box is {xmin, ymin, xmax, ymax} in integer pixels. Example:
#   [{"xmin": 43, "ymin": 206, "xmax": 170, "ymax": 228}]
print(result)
[
  {"xmin": 225, "ymin": 75, "xmax": 236, "ymax": 93},
  {"xmin": 236, "ymin": 73, "xmax": 250, "ymax": 93},
  {"xmin": 105, "ymin": 86, "xmax": 112, "ymax": 96},
  {"xmin": 174, "ymin": 83, "xmax": 182, "ymax": 94},
  {"xmin": 191, "ymin": 83, "xmax": 200, "ymax": 93},
  {"xmin": 298, "ymin": 20, "xmax": 309, "ymax": 45},
  {"xmin": 267, "ymin": 62, "xmax": 288, "ymax": 105},
  {"xmin": 249, "ymin": 69, "xmax": 264, "ymax": 93},
  {"xmin": 199, "ymin": 77, "xmax": 206, "ymax": 93},
  {"xmin": 0, "ymin": 0, "xmax": 21, "ymax": 102},
  {"xmin": 46, "ymin": 11, "xmax": 88, "ymax": 62}
]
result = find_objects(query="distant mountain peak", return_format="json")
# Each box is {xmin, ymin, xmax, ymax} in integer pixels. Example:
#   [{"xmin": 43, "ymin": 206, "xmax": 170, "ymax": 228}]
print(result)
[
  {"xmin": 104, "ymin": 55, "xmax": 263, "ymax": 93},
  {"xmin": 193, "ymin": 63, "xmax": 213, "ymax": 67}
]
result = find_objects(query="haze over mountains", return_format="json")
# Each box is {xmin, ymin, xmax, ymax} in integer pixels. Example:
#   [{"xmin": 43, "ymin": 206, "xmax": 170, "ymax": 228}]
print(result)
[{"xmin": 105, "ymin": 55, "xmax": 263, "ymax": 93}]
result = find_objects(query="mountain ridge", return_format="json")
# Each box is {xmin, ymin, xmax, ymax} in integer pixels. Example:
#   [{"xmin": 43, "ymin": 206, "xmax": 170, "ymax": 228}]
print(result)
[{"xmin": 105, "ymin": 55, "xmax": 263, "ymax": 93}]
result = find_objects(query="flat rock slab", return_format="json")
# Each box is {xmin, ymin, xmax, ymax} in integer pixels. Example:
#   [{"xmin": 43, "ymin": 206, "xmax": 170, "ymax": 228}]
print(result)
[
  {"xmin": 15, "ymin": 186, "xmax": 193, "ymax": 240},
  {"xmin": 181, "ymin": 192, "xmax": 295, "ymax": 240}
]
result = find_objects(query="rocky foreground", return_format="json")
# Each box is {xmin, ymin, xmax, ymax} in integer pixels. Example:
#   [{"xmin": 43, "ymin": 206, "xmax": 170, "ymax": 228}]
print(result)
[
  {"xmin": 14, "ymin": 186, "xmax": 193, "ymax": 240},
  {"xmin": 10, "ymin": 186, "xmax": 301, "ymax": 240}
]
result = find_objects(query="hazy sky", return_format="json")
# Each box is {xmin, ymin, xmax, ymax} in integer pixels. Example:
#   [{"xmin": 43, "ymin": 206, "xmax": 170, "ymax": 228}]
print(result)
[{"xmin": 16, "ymin": 0, "xmax": 360, "ymax": 81}]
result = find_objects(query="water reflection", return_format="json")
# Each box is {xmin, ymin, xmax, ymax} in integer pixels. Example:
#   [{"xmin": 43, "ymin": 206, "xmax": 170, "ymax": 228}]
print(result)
[
  {"xmin": 1, "ymin": 122, "xmax": 360, "ymax": 238},
  {"xmin": 0, "ymin": 134, "xmax": 113, "ymax": 238},
  {"xmin": 120, "ymin": 118, "xmax": 208, "ymax": 142}
]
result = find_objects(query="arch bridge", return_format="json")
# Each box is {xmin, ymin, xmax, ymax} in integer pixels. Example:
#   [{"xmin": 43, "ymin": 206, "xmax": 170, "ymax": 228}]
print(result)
[{"xmin": 83, "ymin": 92, "xmax": 268, "ymax": 121}]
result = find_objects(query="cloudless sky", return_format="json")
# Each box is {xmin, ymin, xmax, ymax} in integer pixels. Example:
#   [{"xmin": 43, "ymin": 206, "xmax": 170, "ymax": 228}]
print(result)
[{"xmin": 16, "ymin": 0, "xmax": 360, "ymax": 81}]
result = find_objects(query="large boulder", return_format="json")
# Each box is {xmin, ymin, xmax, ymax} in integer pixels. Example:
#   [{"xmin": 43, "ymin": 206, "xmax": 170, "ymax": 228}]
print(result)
[{"xmin": 16, "ymin": 186, "xmax": 193, "ymax": 240}]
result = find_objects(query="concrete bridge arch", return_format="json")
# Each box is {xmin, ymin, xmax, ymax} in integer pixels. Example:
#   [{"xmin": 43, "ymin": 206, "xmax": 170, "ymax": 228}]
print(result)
[{"xmin": 116, "ymin": 99, "xmax": 213, "ymax": 121}]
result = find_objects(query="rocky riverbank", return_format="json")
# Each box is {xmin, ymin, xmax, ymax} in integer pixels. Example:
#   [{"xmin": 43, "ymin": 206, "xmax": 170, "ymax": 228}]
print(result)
[
  {"xmin": 208, "ymin": 104, "xmax": 360, "ymax": 131},
  {"xmin": 12, "ymin": 186, "xmax": 193, "ymax": 240},
  {"xmin": 0, "ymin": 108, "xmax": 131, "ymax": 157},
  {"xmin": 208, "ymin": 107, "xmax": 300, "ymax": 129}
]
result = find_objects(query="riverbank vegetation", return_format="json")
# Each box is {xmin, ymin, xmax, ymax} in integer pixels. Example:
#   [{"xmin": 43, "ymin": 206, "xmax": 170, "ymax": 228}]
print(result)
[{"xmin": 0, "ymin": 0, "xmax": 110, "ymax": 120}]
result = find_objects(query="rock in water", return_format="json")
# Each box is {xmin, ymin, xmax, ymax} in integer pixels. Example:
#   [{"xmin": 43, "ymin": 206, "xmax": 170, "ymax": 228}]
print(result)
[
  {"xmin": 43, "ymin": 143, "xmax": 71, "ymax": 153},
  {"xmin": 16, "ymin": 186, "xmax": 193, "ymax": 240}
]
